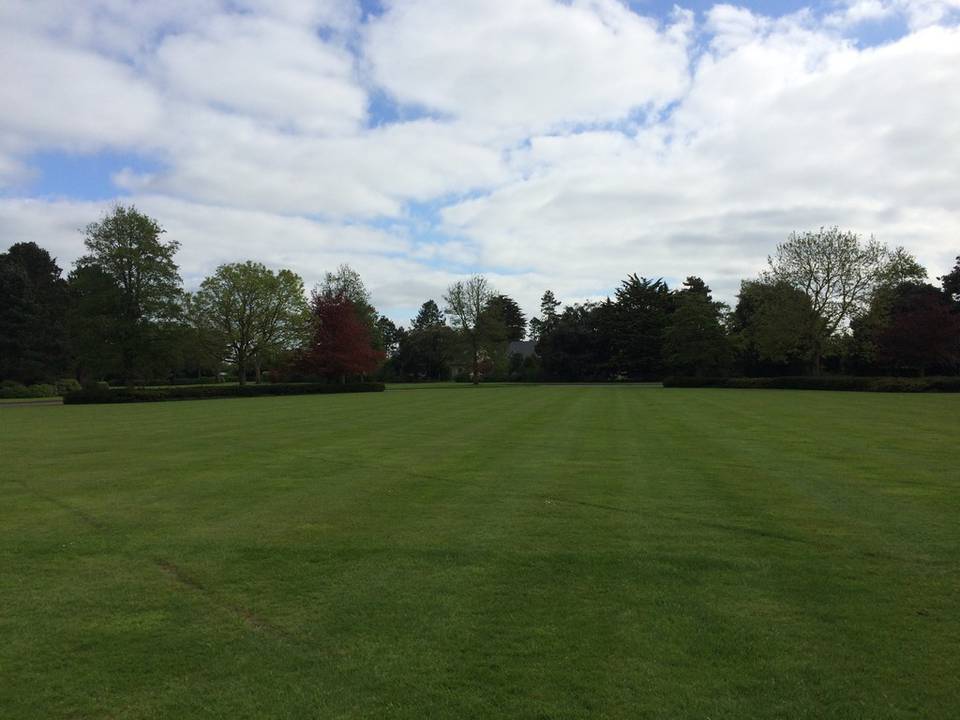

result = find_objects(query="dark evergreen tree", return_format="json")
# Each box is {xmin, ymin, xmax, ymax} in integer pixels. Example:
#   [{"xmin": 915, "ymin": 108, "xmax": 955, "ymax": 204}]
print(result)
[
  {"xmin": 538, "ymin": 302, "xmax": 615, "ymax": 381},
  {"xmin": 610, "ymin": 275, "xmax": 674, "ymax": 379},
  {"xmin": 941, "ymin": 256, "xmax": 960, "ymax": 304},
  {"xmin": 0, "ymin": 242, "xmax": 70, "ymax": 382},
  {"xmin": 529, "ymin": 290, "xmax": 561, "ymax": 341},
  {"xmin": 664, "ymin": 279, "xmax": 732, "ymax": 377},
  {"xmin": 395, "ymin": 299, "xmax": 455, "ymax": 380},
  {"xmin": 483, "ymin": 294, "xmax": 526, "ymax": 342}
]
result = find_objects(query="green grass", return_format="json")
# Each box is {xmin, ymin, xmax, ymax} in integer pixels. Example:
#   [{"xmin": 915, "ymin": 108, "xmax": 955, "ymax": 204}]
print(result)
[{"xmin": 2, "ymin": 385, "xmax": 958, "ymax": 719}]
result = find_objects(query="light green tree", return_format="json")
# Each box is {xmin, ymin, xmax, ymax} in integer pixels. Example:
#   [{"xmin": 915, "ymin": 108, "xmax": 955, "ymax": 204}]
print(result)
[{"xmin": 191, "ymin": 261, "xmax": 309, "ymax": 385}]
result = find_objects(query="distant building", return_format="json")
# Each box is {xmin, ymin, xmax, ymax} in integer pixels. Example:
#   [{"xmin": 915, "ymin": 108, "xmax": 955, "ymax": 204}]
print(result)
[{"xmin": 508, "ymin": 340, "xmax": 536, "ymax": 358}]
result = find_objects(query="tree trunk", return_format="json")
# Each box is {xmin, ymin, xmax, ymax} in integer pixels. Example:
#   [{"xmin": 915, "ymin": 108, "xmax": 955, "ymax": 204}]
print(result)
[
  {"xmin": 472, "ymin": 345, "xmax": 480, "ymax": 385},
  {"xmin": 238, "ymin": 353, "xmax": 247, "ymax": 386},
  {"xmin": 255, "ymin": 357, "xmax": 262, "ymax": 384}
]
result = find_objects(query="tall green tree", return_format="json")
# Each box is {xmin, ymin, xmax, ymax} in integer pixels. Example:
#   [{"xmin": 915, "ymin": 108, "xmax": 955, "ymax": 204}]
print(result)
[
  {"xmin": 412, "ymin": 299, "xmax": 445, "ymax": 331},
  {"xmin": 529, "ymin": 290, "xmax": 561, "ymax": 342},
  {"xmin": 444, "ymin": 275, "xmax": 494, "ymax": 384},
  {"xmin": 732, "ymin": 280, "xmax": 819, "ymax": 375},
  {"xmin": 663, "ymin": 278, "xmax": 732, "ymax": 377},
  {"xmin": 537, "ymin": 301, "xmax": 613, "ymax": 381},
  {"xmin": 190, "ymin": 261, "xmax": 309, "ymax": 385},
  {"xmin": 396, "ymin": 300, "xmax": 455, "ymax": 380},
  {"xmin": 611, "ymin": 275, "xmax": 674, "ymax": 379},
  {"xmin": 376, "ymin": 315, "xmax": 402, "ymax": 358},
  {"xmin": 0, "ymin": 242, "xmax": 70, "ymax": 382},
  {"xmin": 483, "ymin": 294, "xmax": 526, "ymax": 342},
  {"xmin": 73, "ymin": 205, "xmax": 182, "ymax": 383},
  {"xmin": 763, "ymin": 227, "xmax": 897, "ymax": 372},
  {"xmin": 846, "ymin": 249, "xmax": 927, "ymax": 372}
]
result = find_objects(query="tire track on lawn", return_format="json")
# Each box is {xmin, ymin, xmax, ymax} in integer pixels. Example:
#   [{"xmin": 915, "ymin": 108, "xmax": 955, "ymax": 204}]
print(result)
[
  {"xmin": 154, "ymin": 558, "xmax": 290, "ymax": 638},
  {"xmin": 9, "ymin": 477, "xmax": 289, "ymax": 640},
  {"xmin": 8, "ymin": 478, "xmax": 107, "ymax": 530}
]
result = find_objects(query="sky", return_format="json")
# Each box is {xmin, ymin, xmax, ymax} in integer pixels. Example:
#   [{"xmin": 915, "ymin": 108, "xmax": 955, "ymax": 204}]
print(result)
[{"xmin": 1, "ymin": 0, "xmax": 959, "ymax": 325}]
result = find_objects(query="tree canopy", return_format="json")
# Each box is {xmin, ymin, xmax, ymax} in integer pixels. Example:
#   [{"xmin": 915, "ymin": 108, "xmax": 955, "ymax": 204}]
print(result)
[
  {"xmin": 74, "ymin": 205, "xmax": 182, "ymax": 382},
  {"xmin": 190, "ymin": 261, "xmax": 309, "ymax": 385}
]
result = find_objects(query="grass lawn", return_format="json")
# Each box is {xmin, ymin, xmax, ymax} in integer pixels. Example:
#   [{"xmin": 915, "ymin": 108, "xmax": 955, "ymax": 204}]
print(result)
[{"xmin": 1, "ymin": 385, "xmax": 957, "ymax": 719}]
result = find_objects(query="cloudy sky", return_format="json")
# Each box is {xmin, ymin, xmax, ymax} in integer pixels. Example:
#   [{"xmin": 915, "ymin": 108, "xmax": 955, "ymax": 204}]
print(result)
[{"xmin": 2, "ymin": 0, "xmax": 958, "ymax": 324}]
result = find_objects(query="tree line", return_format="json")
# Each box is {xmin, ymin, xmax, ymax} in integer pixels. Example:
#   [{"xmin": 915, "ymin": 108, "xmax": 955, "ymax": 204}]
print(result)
[{"xmin": 2, "ymin": 206, "xmax": 958, "ymax": 388}]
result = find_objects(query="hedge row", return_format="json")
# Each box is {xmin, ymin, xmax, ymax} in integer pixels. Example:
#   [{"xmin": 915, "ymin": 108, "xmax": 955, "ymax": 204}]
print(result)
[
  {"xmin": 662, "ymin": 376, "xmax": 960, "ymax": 392},
  {"xmin": 0, "ymin": 379, "xmax": 81, "ymax": 398},
  {"xmin": 63, "ymin": 382, "xmax": 385, "ymax": 404}
]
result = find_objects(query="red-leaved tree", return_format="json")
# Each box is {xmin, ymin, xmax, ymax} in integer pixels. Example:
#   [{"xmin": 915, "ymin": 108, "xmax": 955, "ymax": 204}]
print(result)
[
  {"xmin": 878, "ymin": 284, "xmax": 960, "ymax": 376},
  {"xmin": 299, "ymin": 293, "xmax": 384, "ymax": 382}
]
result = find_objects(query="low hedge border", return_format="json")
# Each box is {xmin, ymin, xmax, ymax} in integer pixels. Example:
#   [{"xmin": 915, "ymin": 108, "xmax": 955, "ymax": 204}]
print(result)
[
  {"xmin": 662, "ymin": 376, "xmax": 960, "ymax": 392},
  {"xmin": 63, "ymin": 382, "xmax": 385, "ymax": 404}
]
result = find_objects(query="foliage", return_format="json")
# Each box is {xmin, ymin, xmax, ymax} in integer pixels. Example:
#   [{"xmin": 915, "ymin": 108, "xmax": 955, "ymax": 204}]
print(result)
[
  {"xmin": 190, "ymin": 261, "xmax": 309, "ymax": 385},
  {"xmin": 764, "ymin": 227, "xmax": 891, "ymax": 335},
  {"xmin": 663, "ymin": 375, "xmax": 960, "ymax": 392},
  {"xmin": 55, "ymin": 378, "xmax": 82, "ymax": 394},
  {"xmin": 411, "ymin": 299, "xmax": 445, "ymax": 330},
  {"xmin": 663, "ymin": 278, "xmax": 732, "ymax": 377},
  {"xmin": 940, "ymin": 255, "xmax": 960, "ymax": 303},
  {"xmin": 444, "ymin": 275, "xmax": 495, "ymax": 384},
  {"xmin": 0, "ymin": 381, "xmax": 59, "ymax": 398},
  {"xmin": 0, "ymin": 242, "xmax": 70, "ymax": 383},
  {"xmin": 537, "ymin": 302, "xmax": 614, "ymax": 381},
  {"xmin": 393, "ymin": 300, "xmax": 456, "ymax": 380},
  {"xmin": 732, "ymin": 280, "xmax": 819, "ymax": 375},
  {"xmin": 73, "ymin": 204, "xmax": 182, "ymax": 382},
  {"xmin": 63, "ymin": 382, "xmax": 385, "ymax": 404},
  {"xmin": 876, "ymin": 283, "xmax": 960, "ymax": 375},
  {"xmin": 610, "ymin": 275, "xmax": 673, "ymax": 379},
  {"xmin": 299, "ymin": 293, "xmax": 384, "ymax": 382},
  {"xmin": 318, "ymin": 263, "xmax": 381, "ymax": 342},
  {"xmin": 483, "ymin": 294, "xmax": 526, "ymax": 342},
  {"xmin": 376, "ymin": 315, "xmax": 402, "ymax": 357},
  {"xmin": 528, "ymin": 289, "xmax": 561, "ymax": 341}
]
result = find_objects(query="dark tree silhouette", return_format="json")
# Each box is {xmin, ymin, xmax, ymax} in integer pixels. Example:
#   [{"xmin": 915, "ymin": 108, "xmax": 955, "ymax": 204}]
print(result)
[
  {"xmin": 878, "ymin": 283, "xmax": 960, "ymax": 375},
  {"xmin": 941, "ymin": 256, "xmax": 960, "ymax": 303}
]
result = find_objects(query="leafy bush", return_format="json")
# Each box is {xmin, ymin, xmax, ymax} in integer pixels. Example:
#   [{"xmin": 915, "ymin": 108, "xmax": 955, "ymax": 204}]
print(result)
[
  {"xmin": 0, "ymin": 382, "xmax": 59, "ymax": 398},
  {"xmin": 662, "ymin": 376, "xmax": 960, "ymax": 392},
  {"xmin": 63, "ymin": 382, "xmax": 385, "ymax": 404},
  {"xmin": 55, "ymin": 378, "xmax": 82, "ymax": 394}
]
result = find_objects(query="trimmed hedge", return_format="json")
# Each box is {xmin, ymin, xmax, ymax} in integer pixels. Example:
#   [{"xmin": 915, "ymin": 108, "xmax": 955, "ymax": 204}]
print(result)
[
  {"xmin": 662, "ymin": 376, "xmax": 960, "ymax": 393},
  {"xmin": 63, "ymin": 382, "xmax": 385, "ymax": 404},
  {"xmin": 0, "ymin": 382, "xmax": 59, "ymax": 399}
]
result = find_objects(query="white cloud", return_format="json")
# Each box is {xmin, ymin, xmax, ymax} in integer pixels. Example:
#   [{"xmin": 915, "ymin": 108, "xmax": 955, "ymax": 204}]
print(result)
[
  {"xmin": 827, "ymin": 0, "xmax": 960, "ymax": 29},
  {"xmin": 442, "ymin": 21, "xmax": 960, "ymax": 308},
  {"xmin": 0, "ymin": 1, "xmax": 958, "ymax": 323},
  {"xmin": 0, "ymin": 26, "xmax": 162, "ymax": 152},
  {"xmin": 154, "ymin": 14, "xmax": 366, "ymax": 135},
  {"xmin": 364, "ymin": 0, "xmax": 692, "ymax": 132}
]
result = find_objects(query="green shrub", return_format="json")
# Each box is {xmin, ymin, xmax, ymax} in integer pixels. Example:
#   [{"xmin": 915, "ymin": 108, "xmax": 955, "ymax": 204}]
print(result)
[
  {"xmin": 55, "ymin": 378, "xmax": 82, "ymax": 394},
  {"xmin": 0, "ymin": 382, "xmax": 60, "ymax": 398},
  {"xmin": 662, "ymin": 376, "xmax": 960, "ymax": 393},
  {"xmin": 63, "ymin": 382, "xmax": 386, "ymax": 404}
]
